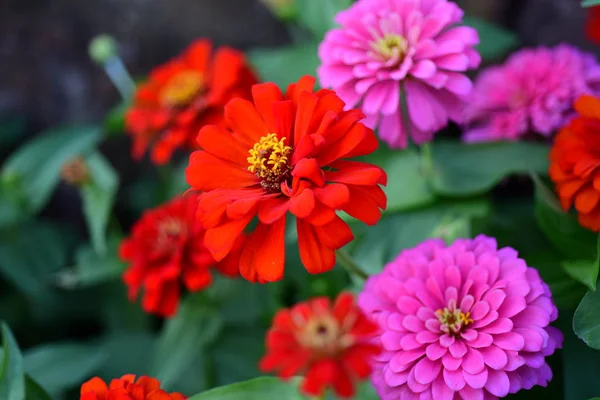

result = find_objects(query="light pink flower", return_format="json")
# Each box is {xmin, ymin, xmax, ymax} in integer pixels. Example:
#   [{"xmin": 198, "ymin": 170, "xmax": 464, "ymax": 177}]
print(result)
[
  {"xmin": 358, "ymin": 235, "xmax": 563, "ymax": 400},
  {"xmin": 463, "ymin": 44, "xmax": 600, "ymax": 142},
  {"xmin": 318, "ymin": 0, "xmax": 480, "ymax": 148}
]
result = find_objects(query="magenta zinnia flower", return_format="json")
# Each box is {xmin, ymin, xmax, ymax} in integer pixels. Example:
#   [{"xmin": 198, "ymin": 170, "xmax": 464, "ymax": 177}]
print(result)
[
  {"xmin": 318, "ymin": 0, "xmax": 480, "ymax": 148},
  {"xmin": 463, "ymin": 44, "xmax": 600, "ymax": 142},
  {"xmin": 358, "ymin": 235, "xmax": 563, "ymax": 400}
]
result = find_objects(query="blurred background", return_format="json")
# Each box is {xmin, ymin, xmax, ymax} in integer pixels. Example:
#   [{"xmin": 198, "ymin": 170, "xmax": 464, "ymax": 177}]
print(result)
[{"xmin": 1, "ymin": 0, "xmax": 599, "ymax": 399}]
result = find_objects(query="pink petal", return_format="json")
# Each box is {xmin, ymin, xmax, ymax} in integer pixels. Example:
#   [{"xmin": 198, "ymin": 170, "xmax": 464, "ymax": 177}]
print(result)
[
  {"xmin": 498, "ymin": 296, "xmax": 527, "ymax": 318},
  {"xmin": 480, "ymin": 345, "xmax": 508, "ymax": 370},
  {"xmin": 410, "ymin": 60, "xmax": 437, "ymax": 80},
  {"xmin": 414, "ymin": 357, "xmax": 442, "ymax": 385},
  {"xmin": 493, "ymin": 332, "xmax": 525, "ymax": 351},
  {"xmin": 426, "ymin": 342, "xmax": 447, "ymax": 360},
  {"xmin": 443, "ymin": 368, "xmax": 466, "ymax": 391},
  {"xmin": 442, "ymin": 354, "xmax": 462, "ymax": 371},
  {"xmin": 481, "ymin": 318, "xmax": 513, "ymax": 334},
  {"xmin": 485, "ymin": 370, "xmax": 510, "ymax": 397},
  {"xmin": 449, "ymin": 340, "xmax": 468, "ymax": 358},
  {"xmin": 463, "ymin": 369, "xmax": 488, "ymax": 389},
  {"xmin": 462, "ymin": 348, "xmax": 485, "ymax": 375}
]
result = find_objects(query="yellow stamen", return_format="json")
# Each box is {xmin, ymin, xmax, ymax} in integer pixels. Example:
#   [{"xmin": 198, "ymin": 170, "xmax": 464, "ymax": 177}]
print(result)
[
  {"xmin": 436, "ymin": 306, "xmax": 473, "ymax": 336},
  {"xmin": 247, "ymin": 133, "xmax": 292, "ymax": 179},
  {"xmin": 371, "ymin": 33, "xmax": 408, "ymax": 61},
  {"xmin": 160, "ymin": 70, "xmax": 204, "ymax": 107}
]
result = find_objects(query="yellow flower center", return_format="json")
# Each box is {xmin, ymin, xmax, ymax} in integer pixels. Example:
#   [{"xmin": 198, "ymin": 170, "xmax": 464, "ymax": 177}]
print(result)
[
  {"xmin": 295, "ymin": 314, "xmax": 354, "ymax": 357},
  {"xmin": 247, "ymin": 133, "xmax": 292, "ymax": 192},
  {"xmin": 436, "ymin": 305, "xmax": 473, "ymax": 336},
  {"xmin": 160, "ymin": 70, "xmax": 204, "ymax": 107},
  {"xmin": 371, "ymin": 33, "xmax": 408, "ymax": 62}
]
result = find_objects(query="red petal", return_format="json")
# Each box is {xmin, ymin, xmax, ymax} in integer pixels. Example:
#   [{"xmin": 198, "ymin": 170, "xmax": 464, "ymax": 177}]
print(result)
[
  {"xmin": 209, "ymin": 48, "xmax": 247, "ymax": 98},
  {"xmin": 293, "ymin": 91, "xmax": 319, "ymax": 147},
  {"xmin": 322, "ymin": 109, "xmax": 365, "ymax": 144},
  {"xmin": 304, "ymin": 201, "xmax": 337, "ymax": 226},
  {"xmin": 273, "ymin": 100, "xmax": 295, "ymax": 141},
  {"xmin": 135, "ymin": 377, "xmax": 161, "ymax": 394},
  {"xmin": 326, "ymin": 160, "xmax": 387, "ymax": 186},
  {"xmin": 331, "ymin": 365, "xmax": 356, "ymax": 398},
  {"xmin": 214, "ymin": 235, "xmax": 246, "ymax": 277},
  {"xmin": 185, "ymin": 39, "xmax": 211, "ymax": 71},
  {"xmin": 286, "ymin": 75, "xmax": 316, "ymax": 105},
  {"xmin": 224, "ymin": 98, "xmax": 269, "ymax": 145},
  {"xmin": 300, "ymin": 359, "xmax": 338, "ymax": 397},
  {"xmin": 575, "ymin": 95, "xmax": 600, "ymax": 120},
  {"xmin": 343, "ymin": 185, "xmax": 385, "ymax": 224},
  {"xmin": 182, "ymin": 268, "xmax": 213, "ymax": 291},
  {"xmin": 81, "ymin": 377, "xmax": 108, "ymax": 396},
  {"xmin": 258, "ymin": 197, "xmax": 290, "ymax": 224},
  {"xmin": 252, "ymin": 83, "xmax": 284, "ymax": 132},
  {"xmin": 332, "ymin": 292, "xmax": 355, "ymax": 322},
  {"xmin": 186, "ymin": 151, "xmax": 258, "ymax": 191},
  {"xmin": 196, "ymin": 125, "xmax": 250, "ymax": 166},
  {"xmin": 147, "ymin": 391, "xmax": 173, "ymax": 400},
  {"xmin": 297, "ymin": 219, "xmax": 336, "ymax": 274},
  {"xmin": 226, "ymin": 196, "xmax": 262, "ymax": 219},
  {"xmin": 313, "ymin": 184, "xmax": 350, "ymax": 209},
  {"xmin": 240, "ymin": 218, "xmax": 287, "ymax": 282},
  {"xmin": 290, "ymin": 189, "xmax": 316, "ymax": 218},
  {"xmin": 205, "ymin": 214, "xmax": 253, "ymax": 261},
  {"xmin": 314, "ymin": 215, "xmax": 354, "ymax": 250},
  {"xmin": 292, "ymin": 158, "xmax": 326, "ymax": 187},
  {"xmin": 341, "ymin": 345, "xmax": 380, "ymax": 379}
]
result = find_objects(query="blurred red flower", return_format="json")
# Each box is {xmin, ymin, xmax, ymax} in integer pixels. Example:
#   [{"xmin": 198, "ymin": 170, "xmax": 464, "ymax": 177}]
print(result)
[
  {"xmin": 549, "ymin": 95, "xmax": 600, "ymax": 231},
  {"xmin": 80, "ymin": 375, "xmax": 185, "ymax": 400},
  {"xmin": 186, "ymin": 75, "xmax": 387, "ymax": 283},
  {"xmin": 125, "ymin": 39, "xmax": 258, "ymax": 165},
  {"xmin": 587, "ymin": 6, "xmax": 600, "ymax": 45},
  {"xmin": 119, "ymin": 194, "xmax": 244, "ymax": 317},
  {"xmin": 259, "ymin": 292, "xmax": 381, "ymax": 398}
]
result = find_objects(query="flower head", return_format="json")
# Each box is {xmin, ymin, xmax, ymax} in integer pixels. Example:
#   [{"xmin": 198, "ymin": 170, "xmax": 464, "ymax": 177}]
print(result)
[
  {"xmin": 80, "ymin": 375, "xmax": 185, "ymax": 400},
  {"xmin": 587, "ymin": 7, "xmax": 600, "ymax": 45},
  {"xmin": 260, "ymin": 292, "xmax": 381, "ymax": 398},
  {"xmin": 318, "ymin": 0, "xmax": 480, "ymax": 148},
  {"xmin": 61, "ymin": 156, "xmax": 89, "ymax": 186},
  {"xmin": 358, "ymin": 235, "xmax": 563, "ymax": 399},
  {"xmin": 126, "ymin": 39, "xmax": 258, "ymax": 164},
  {"xmin": 185, "ymin": 75, "xmax": 387, "ymax": 283},
  {"xmin": 119, "ymin": 194, "xmax": 244, "ymax": 317},
  {"xmin": 550, "ymin": 95, "xmax": 600, "ymax": 231},
  {"xmin": 463, "ymin": 44, "xmax": 600, "ymax": 142}
]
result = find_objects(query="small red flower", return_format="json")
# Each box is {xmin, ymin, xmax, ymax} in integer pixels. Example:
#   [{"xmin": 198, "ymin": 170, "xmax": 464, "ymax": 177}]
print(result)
[
  {"xmin": 119, "ymin": 194, "xmax": 244, "ymax": 317},
  {"xmin": 550, "ymin": 95, "xmax": 600, "ymax": 231},
  {"xmin": 185, "ymin": 75, "xmax": 387, "ymax": 282},
  {"xmin": 80, "ymin": 375, "xmax": 185, "ymax": 400},
  {"xmin": 259, "ymin": 293, "xmax": 381, "ymax": 398},
  {"xmin": 126, "ymin": 39, "xmax": 258, "ymax": 165},
  {"xmin": 587, "ymin": 6, "xmax": 600, "ymax": 45}
]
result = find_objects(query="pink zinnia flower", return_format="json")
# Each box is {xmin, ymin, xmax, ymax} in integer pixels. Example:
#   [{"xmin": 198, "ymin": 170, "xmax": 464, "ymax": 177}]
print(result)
[
  {"xmin": 318, "ymin": 0, "xmax": 480, "ymax": 148},
  {"xmin": 463, "ymin": 44, "xmax": 600, "ymax": 142},
  {"xmin": 358, "ymin": 235, "xmax": 563, "ymax": 400}
]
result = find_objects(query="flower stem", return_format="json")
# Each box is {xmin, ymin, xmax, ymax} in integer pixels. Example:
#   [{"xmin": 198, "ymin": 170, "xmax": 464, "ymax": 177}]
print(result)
[
  {"xmin": 337, "ymin": 249, "xmax": 369, "ymax": 281},
  {"xmin": 104, "ymin": 56, "xmax": 136, "ymax": 100}
]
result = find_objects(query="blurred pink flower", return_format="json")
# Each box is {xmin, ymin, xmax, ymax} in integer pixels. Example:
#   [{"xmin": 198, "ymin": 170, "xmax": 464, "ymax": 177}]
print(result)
[
  {"xmin": 318, "ymin": 0, "xmax": 480, "ymax": 148},
  {"xmin": 358, "ymin": 235, "xmax": 563, "ymax": 400},
  {"xmin": 463, "ymin": 44, "xmax": 600, "ymax": 142}
]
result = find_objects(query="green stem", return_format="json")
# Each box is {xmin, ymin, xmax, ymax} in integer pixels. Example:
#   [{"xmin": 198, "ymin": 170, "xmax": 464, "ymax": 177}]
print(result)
[{"xmin": 337, "ymin": 249, "xmax": 369, "ymax": 281}]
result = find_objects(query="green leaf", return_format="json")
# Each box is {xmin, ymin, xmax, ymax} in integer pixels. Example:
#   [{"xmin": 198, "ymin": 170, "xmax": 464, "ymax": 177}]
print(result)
[
  {"xmin": 0, "ymin": 323, "xmax": 25, "ymax": 400},
  {"xmin": 70, "ymin": 237, "xmax": 126, "ymax": 287},
  {"xmin": 104, "ymin": 101, "xmax": 129, "ymax": 135},
  {"xmin": 25, "ymin": 375, "xmax": 52, "ymax": 400},
  {"xmin": 211, "ymin": 327, "xmax": 265, "ymax": 386},
  {"xmin": 189, "ymin": 377, "xmax": 303, "ymax": 400},
  {"xmin": 365, "ymin": 147, "xmax": 435, "ymax": 212},
  {"xmin": 463, "ymin": 16, "xmax": 519, "ymax": 61},
  {"xmin": 582, "ymin": 0, "xmax": 600, "ymax": 7},
  {"xmin": 1, "ymin": 126, "xmax": 102, "ymax": 213},
  {"xmin": 430, "ymin": 140, "xmax": 549, "ymax": 197},
  {"xmin": 0, "ymin": 221, "xmax": 71, "ymax": 298},
  {"xmin": 151, "ymin": 295, "xmax": 223, "ymax": 389},
  {"xmin": 563, "ymin": 312, "xmax": 600, "ymax": 398},
  {"xmin": 24, "ymin": 342, "xmax": 107, "ymax": 394},
  {"xmin": 248, "ymin": 42, "xmax": 319, "ymax": 90},
  {"xmin": 351, "ymin": 199, "xmax": 490, "ymax": 275},
  {"xmin": 296, "ymin": 0, "xmax": 351, "ymax": 39},
  {"xmin": 563, "ymin": 256, "xmax": 600, "ymax": 292},
  {"xmin": 574, "ymin": 288, "xmax": 600, "ymax": 350},
  {"xmin": 533, "ymin": 178, "xmax": 599, "ymax": 261},
  {"xmin": 97, "ymin": 332, "xmax": 156, "ymax": 379},
  {"xmin": 81, "ymin": 152, "xmax": 119, "ymax": 255}
]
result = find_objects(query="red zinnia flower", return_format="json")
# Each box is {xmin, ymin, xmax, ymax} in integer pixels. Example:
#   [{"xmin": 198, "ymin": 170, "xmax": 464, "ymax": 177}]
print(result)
[
  {"xmin": 587, "ymin": 6, "xmax": 600, "ymax": 45},
  {"xmin": 125, "ymin": 39, "xmax": 258, "ymax": 165},
  {"xmin": 80, "ymin": 375, "xmax": 185, "ymax": 400},
  {"xmin": 185, "ymin": 75, "xmax": 387, "ymax": 282},
  {"xmin": 550, "ymin": 94, "xmax": 600, "ymax": 231},
  {"xmin": 259, "ymin": 292, "xmax": 381, "ymax": 398},
  {"xmin": 119, "ymin": 194, "xmax": 244, "ymax": 317}
]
